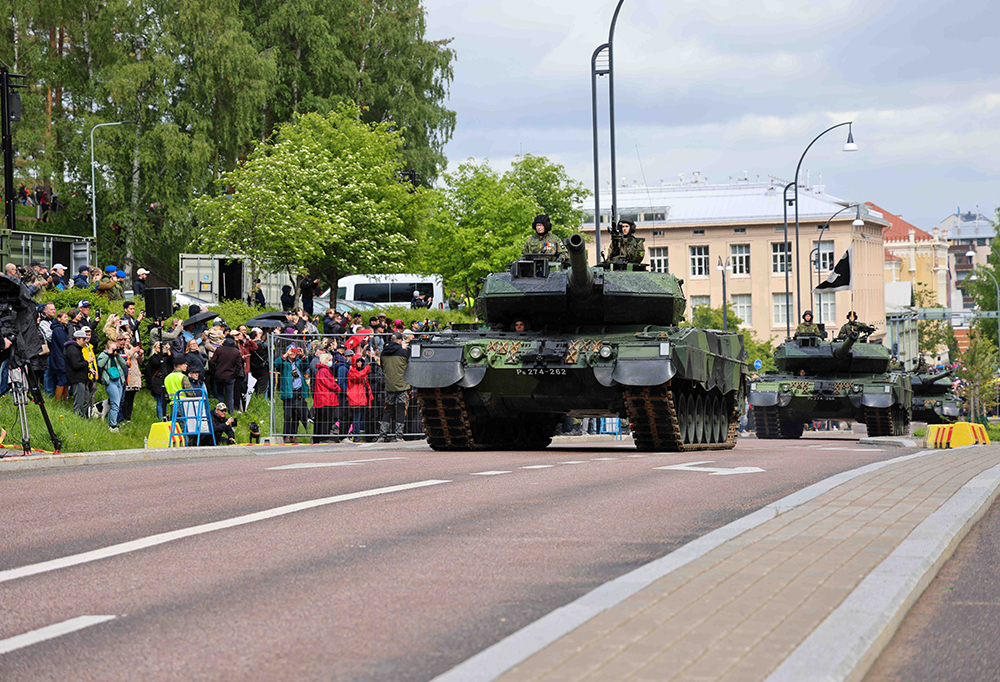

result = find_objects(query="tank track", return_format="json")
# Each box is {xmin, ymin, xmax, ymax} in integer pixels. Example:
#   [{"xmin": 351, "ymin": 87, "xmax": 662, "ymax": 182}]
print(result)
[
  {"xmin": 415, "ymin": 386, "xmax": 555, "ymax": 451},
  {"xmin": 623, "ymin": 380, "xmax": 738, "ymax": 452},
  {"xmin": 865, "ymin": 405, "xmax": 909, "ymax": 437},
  {"xmin": 753, "ymin": 406, "xmax": 803, "ymax": 439}
]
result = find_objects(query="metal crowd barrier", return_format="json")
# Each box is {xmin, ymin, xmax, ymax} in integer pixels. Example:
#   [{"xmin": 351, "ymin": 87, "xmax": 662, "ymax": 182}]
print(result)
[{"xmin": 265, "ymin": 333, "xmax": 425, "ymax": 442}]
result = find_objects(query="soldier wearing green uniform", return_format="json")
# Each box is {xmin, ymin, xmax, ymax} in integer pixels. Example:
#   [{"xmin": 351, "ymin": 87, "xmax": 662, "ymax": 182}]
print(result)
[
  {"xmin": 522, "ymin": 214, "xmax": 570, "ymax": 265},
  {"xmin": 835, "ymin": 311, "xmax": 874, "ymax": 340},
  {"xmin": 608, "ymin": 218, "xmax": 645, "ymax": 264},
  {"xmin": 794, "ymin": 310, "xmax": 820, "ymax": 337}
]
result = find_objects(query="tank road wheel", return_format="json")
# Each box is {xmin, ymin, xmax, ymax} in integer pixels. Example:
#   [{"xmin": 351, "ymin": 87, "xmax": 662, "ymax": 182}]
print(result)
[
  {"xmin": 691, "ymin": 395, "xmax": 703, "ymax": 444},
  {"xmin": 684, "ymin": 394, "xmax": 697, "ymax": 444},
  {"xmin": 676, "ymin": 394, "xmax": 688, "ymax": 443},
  {"xmin": 622, "ymin": 381, "xmax": 736, "ymax": 453},
  {"xmin": 712, "ymin": 396, "xmax": 724, "ymax": 443}
]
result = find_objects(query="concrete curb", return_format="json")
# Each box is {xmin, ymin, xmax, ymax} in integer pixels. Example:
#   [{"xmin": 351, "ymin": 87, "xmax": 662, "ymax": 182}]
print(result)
[
  {"xmin": 431, "ymin": 448, "xmax": 946, "ymax": 682},
  {"xmin": 765, "ymin": 456, "xmax": 1000, "ymax": 682},
  {"xmin": 858, "ymin": 437, "xmax": 918, "ymax": 448}
]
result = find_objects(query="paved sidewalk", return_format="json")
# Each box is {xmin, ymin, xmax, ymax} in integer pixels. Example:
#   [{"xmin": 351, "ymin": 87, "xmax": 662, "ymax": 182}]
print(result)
[{"xmin": 445, "ymin": 445, "xmax": 1000, "ymax": 682}]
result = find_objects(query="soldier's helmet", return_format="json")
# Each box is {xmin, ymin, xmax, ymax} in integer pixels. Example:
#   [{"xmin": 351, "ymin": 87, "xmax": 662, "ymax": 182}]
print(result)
[
  {"xmin": 846, "ymin": 310, "xmax": 858, "ymax": 321},
  {"xmin": 533, "ymin": 214, "xmax": 552, "ymax": 234},
  {"xmin": 618, "ymin": 218, "xmax": 635, "ymax": 235},
  {"xmin": 802, "ymin": 310, "xmax": 813, "ymax": 321}
]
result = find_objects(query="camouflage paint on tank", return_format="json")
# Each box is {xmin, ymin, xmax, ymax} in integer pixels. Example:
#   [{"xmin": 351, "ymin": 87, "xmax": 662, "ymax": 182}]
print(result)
[{"xmin": 910, "ymin": 370, "xmax": 962, "ymax": 423}]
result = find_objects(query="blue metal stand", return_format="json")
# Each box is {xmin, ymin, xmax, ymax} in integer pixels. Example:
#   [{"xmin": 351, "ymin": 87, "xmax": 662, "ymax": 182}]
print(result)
[{"xmin": 168, "ymin": 388, "xmax": 216, "ymax": 447}]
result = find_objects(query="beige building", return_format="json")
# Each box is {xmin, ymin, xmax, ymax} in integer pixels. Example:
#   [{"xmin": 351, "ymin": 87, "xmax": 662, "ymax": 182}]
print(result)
[
  {"xmin": 876, "ymin": 202, "xmax": 949, "ymax": 306},
  {"xmin": 580, "ymin": 177, "xmax": 889, "ymax": 343}
]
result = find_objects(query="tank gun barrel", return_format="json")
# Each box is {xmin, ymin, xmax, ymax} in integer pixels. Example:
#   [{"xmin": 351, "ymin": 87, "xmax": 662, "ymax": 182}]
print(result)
[
  {"xmin": 833, "ymin": 331, "xmax": 859, "ymax": 360},
  {"xmin": 566, "ymin": 233, "xmax": 594, "ymax": 299}
]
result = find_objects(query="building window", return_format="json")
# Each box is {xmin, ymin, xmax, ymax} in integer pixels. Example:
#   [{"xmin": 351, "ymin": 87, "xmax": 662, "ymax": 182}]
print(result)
[
  {"xmin": 733, "ymin": 227, "xmax": 746, "ymax": 234},
  {"xmin": 649, "ymin": 247, "xmax": 668, "ymax": 273},
  {"xmin": 690, "ymin": 246, "xmax": 709, "ymax": 277},
  {"xmin": 817, "ymin": 292, "xmax": 836, "ymax": 325},
  {"xmin": 732, "ymin": 294, "xmax": 752, "ymax": 325},
  {"xmin": 771, "ymin": 242, "xmax": 792, "ymax": 274},
  {"xmin": 773, "ymin": 293, "xmax": 792, "ymax": 325},
  {"xmin": 652, "ymin": 230, "xmax": 665, "ymax": 237},
  {"xmin": 691, "ymin": 295, "xmax": 711, "ymax": 309},
  {"xmin": 731, "ymin": 244, "xmax": 750, "ymax": 275},
  {"xmin": 816, "ymin": 240, "xmax": 835, "ymax": 271},
  {"xmin": 693, "ymin": 229, "xmax": 705, "ymax": 235}
]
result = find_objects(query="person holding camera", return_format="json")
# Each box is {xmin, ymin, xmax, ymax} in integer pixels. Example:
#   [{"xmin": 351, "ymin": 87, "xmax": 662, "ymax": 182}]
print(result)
[
  {"xmin": 607, "ymin": 218, "xmax": 645, "ymax": 265},
  {"xmin": 210, "ymin": 402, "xmax": 237, "ymax": 445},
  {"xmin": 96, "ymin": 340, "xmax": 127, "ymax": 431},
  {"xmin": 121, "ymin": 336, "xmax": 143, "ymax": 423},
  {"xmin": 275, "ymin": 344, "xmax": 310, "ymax": 443}
]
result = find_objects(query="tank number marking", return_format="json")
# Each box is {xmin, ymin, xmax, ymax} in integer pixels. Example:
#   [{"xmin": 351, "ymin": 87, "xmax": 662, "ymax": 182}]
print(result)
[{"xmin": 515, "ymin": 369, "xmax": 567, "ymax": 376}]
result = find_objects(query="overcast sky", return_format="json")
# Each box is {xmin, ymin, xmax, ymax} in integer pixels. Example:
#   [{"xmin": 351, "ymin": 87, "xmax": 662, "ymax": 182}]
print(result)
[{"xmin": 422, "ymin": 0, "xmax": 998, "ymax": 229}]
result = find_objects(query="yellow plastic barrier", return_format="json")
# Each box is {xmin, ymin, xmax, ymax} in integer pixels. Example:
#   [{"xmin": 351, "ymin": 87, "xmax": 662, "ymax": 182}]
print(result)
[
  {"xmin": 146, "ymin": 421, "xmax": 185, "ymax": 449},
  {"xmin": 925, "ymin": 422, "xmax": 991, "ymax": 449}
]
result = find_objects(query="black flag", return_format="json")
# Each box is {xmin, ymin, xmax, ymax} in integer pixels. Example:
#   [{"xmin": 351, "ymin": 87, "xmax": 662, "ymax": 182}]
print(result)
[{"xmin": 814, "ymin": 246, "xmax": 852, "ymax": 293}]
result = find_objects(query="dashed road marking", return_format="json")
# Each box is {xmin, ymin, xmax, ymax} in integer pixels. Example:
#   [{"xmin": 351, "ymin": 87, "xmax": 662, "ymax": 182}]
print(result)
[
  {"xmin": 267, "ymin": 457, "xmax": 406, "ymax": 471},
  {"xmin": 521, "ymin": 465, "xmax": 555, "ymax": 469},
  {"xmin": 0, "ymin": 480, "xmax": 451, "ymax": 585},
  {"xmin": 471, "ymin": 471, "xmax": 512, "ymax": 476},
  {"xmin": 626, "ymin": 454, "xmax": 647, "ymax": 458},
  {"xmin": 0, "ymin": 616, "xmax": 117, "ymax": 655},
  {"xmin": 559, "ymin": 461, "xmax": 587, "ymax": 465},
  {"xmin": 592, "ymin": 458, "xmax": 618, "ymax": 461}
]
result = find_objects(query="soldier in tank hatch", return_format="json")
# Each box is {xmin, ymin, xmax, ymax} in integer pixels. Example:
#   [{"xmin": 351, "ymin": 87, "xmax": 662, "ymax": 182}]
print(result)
[
  {"xmin": 836, "ymin": 311, "xmax": 874, "ymax": 340},
  {"xmin": 794, "ymin": 310, "xmax": 820, "ymax": 337},
  {"xmin": 522, "ymin": 214, "xmax": 570, "ymax": 265},
  {"xmin": 608, "ymin": 218, "xmax": 645, "ymax": 264}
]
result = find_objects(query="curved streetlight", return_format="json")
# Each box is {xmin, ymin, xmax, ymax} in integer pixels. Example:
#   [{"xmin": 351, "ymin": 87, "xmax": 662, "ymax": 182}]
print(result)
[
  {"xmin": 809, "ymin": 203, "xmax": 864, "ymax": 315},
  {"xmin": 967, "ymin": 267, "xmax": 1000, "ymax": 360},
  {"xmin": 90, "ymin": 120, "xmax": 136, "ymax": 265},
  {"xmin": 792, "ymin": 121, "xmax": 857, "ymax": 319},
  {"xmin": 590, "ymin": 0, "xmax": 626, "ymax": 264}
]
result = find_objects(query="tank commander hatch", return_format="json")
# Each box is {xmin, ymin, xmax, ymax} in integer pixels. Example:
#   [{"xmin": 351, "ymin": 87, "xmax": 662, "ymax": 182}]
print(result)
[
  {"xmin": 522, "ymin": 214, "xmax": 570, "ymax": 266},
  {"xmin": 608, "ymin": 218, "xmax": 645, "ymax": 264},
  {"xmin": 794, "ymin": 310, "xmax": 821, "ymax": 338}
]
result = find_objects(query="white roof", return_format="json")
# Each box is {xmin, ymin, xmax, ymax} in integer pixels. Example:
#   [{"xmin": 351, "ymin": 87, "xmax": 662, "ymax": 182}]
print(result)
[{"xmin": 581, "ymin": 180, "xmax": 885, "ymax": 226}]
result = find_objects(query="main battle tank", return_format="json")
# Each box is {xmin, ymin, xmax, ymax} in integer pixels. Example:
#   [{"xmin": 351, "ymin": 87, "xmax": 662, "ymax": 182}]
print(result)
[
  {"xmin": 910, "ymin": 369, "xmax": 962, "ymax": 423},
  {"xmin": 749, "ymin": 329, "xmax": 912, "ymax": 438},
  {"xmin": 405, "ymin": 234, "xmax": 747, "ymax": 451}
]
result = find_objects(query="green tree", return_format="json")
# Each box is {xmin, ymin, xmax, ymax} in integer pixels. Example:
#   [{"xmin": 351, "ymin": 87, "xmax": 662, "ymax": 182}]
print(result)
[
  {"xmin": 422, "ymin": 159, "xmax": 539, "ymax": 298},
  {"xmin": 914, "ymin": 283, "xmax": 952, "ymax": 359},
  {"xmin": 505, "ymin": 154, "xmax": 590, "ymax": 237},
  {"xmin": 193, "ymin": 104, "xmax": 424, "ymax": 305},
  {"xmin": 954, "ymin": 329, "xmax": 999, "ymax": 421}
]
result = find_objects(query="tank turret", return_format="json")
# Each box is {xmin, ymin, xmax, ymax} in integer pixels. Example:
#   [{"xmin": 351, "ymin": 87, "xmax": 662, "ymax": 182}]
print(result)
[
  {"xmin": 911, "ymin": 370, "xmax": 954, "ymax": 395},
  {"xmin": 566, "ymin": 233, "xmax": 594, "ymax": 299},
  {"xmin": 774, "ymin": 333, "xmax": 890, "ymax": 374},
  {"xmin": 475, "ymin": 233, "xmax": 686, "ymax": 327}
]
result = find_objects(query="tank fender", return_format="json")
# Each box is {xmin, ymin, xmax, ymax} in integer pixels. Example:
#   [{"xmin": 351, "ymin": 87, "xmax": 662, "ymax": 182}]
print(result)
[
  {"xmin": 611, "ymin": 358, "xmax": 675, "ymax": 386},
  {"xmin": 403, "ymin": 346, "xmax": 466, "ymax": 389},
  {"xmin": 942, "ymin": 403, "xmax": 960, "ymax": 417},
  {"xmin": 593, "ymin": 365, "xmax": 615, "ymax": 387},
  {"xmin": 749, "ymin": 391, "xmax": 779, "ymax": 407},
  {"xmin": 861, "ymin": 392, "xmax": 894, "ymax": 408},
  {"xmin": 459, "ymin": 365, "xmax": 487, "ymax": 388}
]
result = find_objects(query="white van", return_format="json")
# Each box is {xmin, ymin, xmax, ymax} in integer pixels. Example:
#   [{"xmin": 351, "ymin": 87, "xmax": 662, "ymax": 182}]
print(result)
[{"xmin": 325, "ymin": 273, "xmax": 445, "ymax": 308}]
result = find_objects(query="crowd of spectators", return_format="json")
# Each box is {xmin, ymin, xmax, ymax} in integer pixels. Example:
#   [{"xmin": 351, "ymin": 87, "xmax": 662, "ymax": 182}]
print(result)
[{"xmin": 5, "ymin": 259, "xmax": 429, "ymax": 445}]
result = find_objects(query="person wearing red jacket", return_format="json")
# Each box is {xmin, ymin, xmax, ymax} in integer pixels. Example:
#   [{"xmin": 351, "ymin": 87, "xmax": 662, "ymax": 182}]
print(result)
[
  {"xmin": 313, "ymin": 353, "xmax": 341, "ymax": 443},
  {"xmin": 345, "ymin": 355, "xmax": 373, "ymax": 443}
]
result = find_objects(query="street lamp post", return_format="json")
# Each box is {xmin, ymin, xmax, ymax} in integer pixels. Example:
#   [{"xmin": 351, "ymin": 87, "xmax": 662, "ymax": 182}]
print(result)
[
  {"xmin": 792, "ymin": 122, "xmax": 857, "ymax": 319},
  {"xmin": 90, "ymin": 120, "xmax": 135, "ymax": 264},
  {"xmin": 590, "ymin": 0, "xmax": 626, "ymax": 265},
  {"xmin": 717, "ymin": 256, "xmax": 730, "ymax": 331},
  {"xmin": 809, "ymin": 204, "xmax": 864, "ymax": 315},
  {"xmin": 781, "ymin": 181, "xmax": 795, "ymax": 340}
]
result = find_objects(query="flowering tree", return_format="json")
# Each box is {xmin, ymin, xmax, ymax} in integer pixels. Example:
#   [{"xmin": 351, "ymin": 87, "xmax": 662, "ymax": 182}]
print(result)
[{"xmin": 193, "ymin": 103, "xmax": 426, "ymax": 304}]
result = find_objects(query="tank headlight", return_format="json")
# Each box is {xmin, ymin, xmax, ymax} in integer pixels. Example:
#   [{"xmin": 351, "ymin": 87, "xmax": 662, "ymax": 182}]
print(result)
[
  {"xmin": 599, "ymin": 345, "xmax": 613, "ymax": 359},
  {"xmin": 883, "ymin": 385, "xmax": 891, "ymax": 393},
  {"xmin": 410, "ymin": 344, "xmax": 421, "ymax": 358},
  {"xmin": 469, "ymin": 346, "xmax": 484, "ymax": 360},
  {"xmin": 853, "ymin": 384, "xmax": 863, "ymax": 393},
  {"xmin": 936, "ymin": 400, "xmax": 943, "ymax": 406},
  {"xmin": 780, "ymin": 383, "xmax": 791, "ymax": 393},
  {"xmin": 750, "ymin": 383, "xmax": 757, "ymax": 391}
]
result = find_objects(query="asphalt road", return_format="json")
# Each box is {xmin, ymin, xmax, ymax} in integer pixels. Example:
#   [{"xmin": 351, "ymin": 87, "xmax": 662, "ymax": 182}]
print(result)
[
  {"xmin": 864, "ymin": 496, "xmax": 1000, "ymax": 682},
  {"xmin": 0, "ymin": 435, "xmax": 911, "ymax": 682}
]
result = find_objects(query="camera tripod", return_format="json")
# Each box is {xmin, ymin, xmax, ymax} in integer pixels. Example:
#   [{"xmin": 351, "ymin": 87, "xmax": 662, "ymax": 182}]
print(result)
[{"xmin": 2, "ymin": 364, "xmax": 62, "ymax": 457}]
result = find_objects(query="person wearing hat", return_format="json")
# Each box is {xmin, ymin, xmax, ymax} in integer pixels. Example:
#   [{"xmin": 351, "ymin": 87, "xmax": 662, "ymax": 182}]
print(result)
[
  {"xmin": 134, "ymin": 268, "xmax": 150, "ymax": 298},
  {"xmin": 522, "ymin": 214, "xmax": 570, "ymax": 265},
  {"xmin": 110, "ymin": 270, "xmax": 127, "ymax": 301},
  {"xmin": 275, "ymin": 343, "xmax": 310, "ymax": 443},
  {"xmin": 91, "ymin": 266, "xmax": 116, "ymax": 297},
  {"xmin": 210, "ymin": 402, "xmax": 237, "ymax": 445},
  {"xmin": 72, "ymin": 265, "xmax": 91, "ymax": 289},
  {"xmin": 608, "ymin": 217, "xmax": 645, "ymax": 265},
  {"xmin": 64, "ymin": 329, "xmax": 92, "ymax": 418},
  {"xmin": 795, "ymin": 310, "xmax": 821, "ymax": 338},
  {"xmin": 50, "ymin": 264, "xmax": 67, "ymax": 290}
]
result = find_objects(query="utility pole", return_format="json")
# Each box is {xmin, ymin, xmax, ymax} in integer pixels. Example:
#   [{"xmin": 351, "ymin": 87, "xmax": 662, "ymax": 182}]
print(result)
[{"xmin": 1, "ymin": 68, "xmax": 27, "ymax": 234}]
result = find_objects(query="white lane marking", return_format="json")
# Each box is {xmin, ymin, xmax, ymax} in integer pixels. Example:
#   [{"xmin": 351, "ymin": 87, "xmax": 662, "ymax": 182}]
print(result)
[
  {"xmin": 0, "ymin": 480, "xmax": 450, "ymax": 585},
  {"xmin": 470, "ymin": 471, "xmax": 512, "ymax": 476},
  {"xmin": 521, "ymin": 465, "xmax": 554, "ymax": 469},
  {"xmin": 592, "ymin": 458, "xmax": 619, "ymax": 461},
  {"xmin": 0, "ymin": 616, "xmax": 116, "ymax": 655},
  {"xmin": 626, "ymin": 454, "xmax": 647, "ymax": 458},
  {"xmin": 559, "ymin": 461, "xmax": 587, "ymax": 465},
  {"xmin": 655, "ymin": 460, "xmax": 765, "ymax": 476},
  {"xmin": 267, "ymin": 457, "xmax": 406, "ymax": 470}
]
